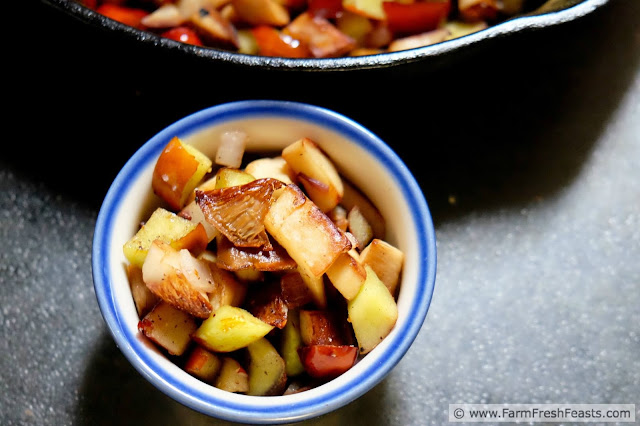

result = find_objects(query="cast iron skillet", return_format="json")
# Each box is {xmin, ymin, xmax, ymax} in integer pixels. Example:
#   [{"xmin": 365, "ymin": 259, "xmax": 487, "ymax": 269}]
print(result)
[{"xmin": 41, "ymin": 0, "xmax": 609, "ymax": 72}]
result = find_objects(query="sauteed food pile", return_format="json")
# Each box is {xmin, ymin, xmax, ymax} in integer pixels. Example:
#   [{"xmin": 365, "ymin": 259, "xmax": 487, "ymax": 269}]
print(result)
[
  {"xmin": 123, "ymin": 131, "xmax": 405, "ymax": 395},
  {"xmin": 77, "ymin": 0, "xmax": 536, "ymax": 57}
]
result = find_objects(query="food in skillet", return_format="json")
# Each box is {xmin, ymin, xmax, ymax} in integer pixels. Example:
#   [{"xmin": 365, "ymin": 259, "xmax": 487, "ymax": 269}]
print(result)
[
  {"xmin": 123, "ymin": 131, "xmax": 405, "ymax": 395},
  {"xmin": 77, "ymin": 0, "xmax": 533, "ymax": 58}
]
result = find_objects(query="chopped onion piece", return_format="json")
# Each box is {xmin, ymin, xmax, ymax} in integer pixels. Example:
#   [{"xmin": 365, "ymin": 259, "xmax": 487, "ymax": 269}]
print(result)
[{"xmin": 216, "ymin": 130, "xmax": 248, "ymax": 168}]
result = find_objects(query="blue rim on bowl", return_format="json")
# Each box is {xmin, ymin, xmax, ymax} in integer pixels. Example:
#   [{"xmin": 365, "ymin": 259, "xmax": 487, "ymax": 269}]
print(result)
[{"xmin": 92, "ymin": 100, "xmax": 437, "ymax": 423}]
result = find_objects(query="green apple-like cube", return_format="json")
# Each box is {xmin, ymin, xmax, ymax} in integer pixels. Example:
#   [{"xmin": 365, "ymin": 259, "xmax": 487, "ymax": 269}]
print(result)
[
  {"xmin": 280, "ymin": 309, "xmax": 305, "ymax": 377},
  {"xmin": 347, "ymin": 265, "xmax": 398, "ymax": 354},
  {"xmin": 192, "ymin": 305, "xmax": 273, "ymax": 353},
  {"xmin": 247, "ymin": 337, "xmax": 287, "ymax": 396}
]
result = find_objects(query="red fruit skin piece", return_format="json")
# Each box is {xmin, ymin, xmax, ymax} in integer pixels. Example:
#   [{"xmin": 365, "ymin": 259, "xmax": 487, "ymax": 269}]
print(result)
[
  {"xmin": 251, "ymin": 26, "xmax": 311, "ymax": 58},
  {"xmin": 298, "ymin": 344, "xmax": 358, "ymax": 378},
  {"xmin": 383, "ymin": 1, "xmax": 450, "ymax": 35},
  {"xmin": 162, "ymin": 27, "xmax": 204, "ymax": 46}
]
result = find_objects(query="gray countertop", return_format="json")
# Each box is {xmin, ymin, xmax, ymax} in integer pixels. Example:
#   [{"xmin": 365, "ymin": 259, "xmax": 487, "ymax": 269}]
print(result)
[{"xmin": 4, "ymin": 0, "xmax": 639, "ymax": 424}]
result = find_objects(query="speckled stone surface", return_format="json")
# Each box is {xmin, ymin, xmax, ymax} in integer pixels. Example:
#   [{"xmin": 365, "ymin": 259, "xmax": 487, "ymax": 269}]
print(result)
[{"xmin": 4, "ymin": 1, "xmax": 639, "ymax": 424}]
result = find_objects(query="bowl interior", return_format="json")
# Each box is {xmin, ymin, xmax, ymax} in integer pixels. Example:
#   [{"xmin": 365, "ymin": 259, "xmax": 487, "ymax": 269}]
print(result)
[{"xmin": 93, "ymin": 100, "xmax": 436, "ymax": 423}]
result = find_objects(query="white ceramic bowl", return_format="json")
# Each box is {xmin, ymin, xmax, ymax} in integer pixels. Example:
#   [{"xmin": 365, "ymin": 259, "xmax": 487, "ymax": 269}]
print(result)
[{"xmin": 92, "ymin": 100, "xmax": 437, "ymax": 424}]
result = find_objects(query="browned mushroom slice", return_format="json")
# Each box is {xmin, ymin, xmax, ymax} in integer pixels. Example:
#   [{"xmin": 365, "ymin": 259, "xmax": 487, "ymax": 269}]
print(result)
[
  {"xmin": 196, "ymin": 178, "xmax": 285, "ymax": 250},
  {"xmin": 216, "ymin": 235, "xmax": 298, "ymax": 271}
]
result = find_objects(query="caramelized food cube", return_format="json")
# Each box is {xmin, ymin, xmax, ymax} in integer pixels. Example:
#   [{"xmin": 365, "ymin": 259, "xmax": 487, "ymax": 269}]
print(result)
[
  {"xmin": 280, "ymin": 271, "xmax": 314, "ymax": 309},
  {"xmin": 283, "ymin": 12, "xmax": 356, "ymax": 58},
  {"xmin": 281, "ymin": 137, "xmax": 344, "ymax": 212},
  {"xmin": 264, "ymin": 184, "xmax": 351, "ymax": 277},
  {"xmin": 359, "ymin": 238, "xmax": 404, "ymax": 296},
  {"xmin": 325, "ymin": 251, "xmax": 366, "ymax": 301},
  {"xmin": 245, "ymin": 280, "xmax": 289, "ymax": 329},
  {"xmin": 138, "ymin": 302, "xmax": 198, "ymax": 356},
  {"xmin": 299, "ymin": 309, "xmax": 345, "ymax": 346}
]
